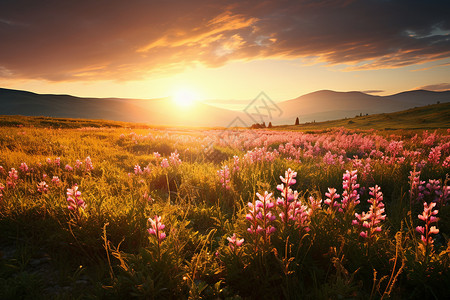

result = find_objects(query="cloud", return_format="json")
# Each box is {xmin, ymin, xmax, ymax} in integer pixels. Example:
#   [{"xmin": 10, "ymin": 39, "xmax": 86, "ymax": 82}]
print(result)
[
  {"xmin": 416, "ymin": 83, "xmax": 450, "ymax": 91},
  {"xmin": 1, "ymin": 0, "xmax": 449, "ymax": 81}
]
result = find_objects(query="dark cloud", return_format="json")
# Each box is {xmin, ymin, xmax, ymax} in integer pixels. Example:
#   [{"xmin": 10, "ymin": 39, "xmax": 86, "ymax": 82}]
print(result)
[
  {"xmin": 0, "ymin": 0, "xmax": 449, "ymax": 81},
  {"xmin": 417, "ymin": 83, "xmax": 450, "ymax": 91}
]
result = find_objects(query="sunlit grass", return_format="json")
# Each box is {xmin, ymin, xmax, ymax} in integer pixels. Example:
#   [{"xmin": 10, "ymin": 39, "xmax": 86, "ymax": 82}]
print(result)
[{"xmin": 0, "ymin": 117, "xmax": 449, "ymax": 298}]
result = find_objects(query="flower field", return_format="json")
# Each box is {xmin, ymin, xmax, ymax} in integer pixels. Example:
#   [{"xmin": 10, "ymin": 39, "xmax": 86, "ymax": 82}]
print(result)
[{"xmin": 0, "ymin": 122, "xmax": 449, "ymax": 299}]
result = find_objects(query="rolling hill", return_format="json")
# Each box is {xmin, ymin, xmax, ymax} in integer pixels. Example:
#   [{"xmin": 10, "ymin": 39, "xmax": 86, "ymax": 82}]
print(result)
[
  {"xmin": 274, "ymin": 101, "xmax": 450, "ymax": 131},
  {"xmin": 275, "ymin": 90, "xmax": 450, "ymax": 124},
  {"xmin": 0, "ymin": 88, "xmax": 247, "ymax": 127},
  {"xmin": 1, "ymin": 87, "xmax": 449, "ymax": 127}
]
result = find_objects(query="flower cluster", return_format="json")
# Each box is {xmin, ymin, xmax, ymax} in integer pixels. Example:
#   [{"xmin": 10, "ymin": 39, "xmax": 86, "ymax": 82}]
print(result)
[
  {"xmin": 276, "ymin": 168, "xmax": 298, "ymax": 225},
  {"xmin": 352, "ymin": 185, "xmax": 386, "ymax": 239},
  {"xmin": 324, "ymin": 188, "xmax": 341, "ymax": 213},
  {"xmin": 408, "ymin": 169, "xmax": 424, "ymax": 202},
  {"xmin": 246, "ymin": 191, "xmax": 277, "ymax": 248},
  {"xmin": 169, "ymin": 151, "xmax": 182, "ymax": 166},
  {"xmin": 341, "ymin": 170, "xmax": 360, "ymax": 211},
  {"xmin": 148, "ymin": 215, "xmax": 166, "ymax": 242},
  {"xmin": 227, "ymin": 233, "xmax": 244, "ymax": 251},
  {"xmin": 67, "ymin": 185, "xmax": 86, "ymax": 213},
  {"xmin": 217, "ymin": 165, "xmax": 231, "ymax": 190},
  {"xmin": 85, "ymin": 156, "xmax": 94, "ymax": 172},
  {"xmin": 161, "ymin": 158, "xmax": 169, "ymax": 168},
  {"xmin": 37, "ymin": 181, "xmax": 48, "ymax": 194},
  {"xmin": 6, "ymin": 168, "xmax": 19, "ymax": 188},
  {"xmin": 416, "ymin": 202, "xmax": 439, "ymax": 248},
  {"xmin": 19, "ymin": 162, "xmax": 29, "ymax": 173}
]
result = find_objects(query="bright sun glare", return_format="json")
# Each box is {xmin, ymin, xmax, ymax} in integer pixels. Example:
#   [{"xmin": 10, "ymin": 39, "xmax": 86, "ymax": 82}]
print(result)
[{"xmin": 172, "ymin": 89, "xmax": 198, "ymax": 107}]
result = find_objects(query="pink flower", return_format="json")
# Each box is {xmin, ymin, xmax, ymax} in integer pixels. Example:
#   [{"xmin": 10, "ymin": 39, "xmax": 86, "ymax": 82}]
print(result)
[
  {"xmin": 227, "ymin": 233, "xmax": 244, "ymax": 251},
  {"xmin": 233, "ymin": 155, "xmax": 240, "ymax": 172},
  {"xmin": 85, "ymin": 156, "xmax": 94, "ymax": 172},
  {"xmin": 280, "ymin": 168, "xmax": 297, "ymax": 187},
  {"xmin": 341, "ymin": 170, "xmax": 360, "ymax": 211},
  {"xmin": 75, "ymin": 160, "xmax": 82, "ymax": 169},
  {"xmin": 416, "ymin": 202, "xmax": 439, "ymax": 247},
  {"xmin": 134, "ymin": 164, "xmax": 143, "ymax": 175},
  {"xmin": 67, "ymin": 185, "xmax": 86, "ymax": 212},
  {"xmin": 324, "ymin": 188, "xmax": 341, "ymax": 212},
  {"xmin": 160, "ymin": 158, "xmax": 169, "ymax": 168},
  {"xmin": 19, "ymin": 162, "xmax": 29, "ymax": 173},
  {"xmin": 65, "ymin": 164, "xmax": 73, "ymax": 171},
  {"xmin": 353, "ymin": 185, "xmax": 385, "ymax": 240},
  {"xmin": 428, "ymin": 146, "xmax": 442, "ymax": 165},
  {"xmin": 52, "ymin": 176, "xmax": 60, "ymax": 185},
  {"xmin": 217, "ymin": 165, "xmax": 231, "ymax": 190},
  {"xmin": 169, "ymin": 151, "xmax": 182, "ymax": 166},
  {"xmin": 148, "ymin": 215, "xmax": 166, "ymax": 242},
  {"xmin": 153, "ymin": 152, "xmax": 161, "ymax": 159},
  {"xmin": 6, "ymin": 168, "xmax": 19, "ymax": 188},
  {"xmin": 37, "ymin": 181, "xmax": 48, "ymax": 194}
]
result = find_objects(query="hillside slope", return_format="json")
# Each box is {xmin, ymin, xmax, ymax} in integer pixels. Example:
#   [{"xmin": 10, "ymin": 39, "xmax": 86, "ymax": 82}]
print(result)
[{"xmin": 274, "ymin": 102, "xmax": 450, "ymax": 131}]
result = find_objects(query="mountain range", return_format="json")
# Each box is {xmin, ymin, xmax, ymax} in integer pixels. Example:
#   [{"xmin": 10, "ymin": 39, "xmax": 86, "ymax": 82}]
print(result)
[{"xmin": 0, "ymin": 87, "xmax": 449, "ymax": 127}]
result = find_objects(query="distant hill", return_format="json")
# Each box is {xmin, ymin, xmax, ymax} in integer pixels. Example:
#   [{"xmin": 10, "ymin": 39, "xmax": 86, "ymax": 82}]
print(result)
[
  {"xmin": 275, "ymin": 90, "xmax": 450, "ymax": 124},
  {"xmin": 0, "ymin": 88, "xmax": 247, "ymax": 127},
  {"xmin": 1, "ymin": 87, "xmax": 449, "ymax": 127},
  {"xmin": 274, "ymin": 101, "xmax": 450, "ymax": 131}
]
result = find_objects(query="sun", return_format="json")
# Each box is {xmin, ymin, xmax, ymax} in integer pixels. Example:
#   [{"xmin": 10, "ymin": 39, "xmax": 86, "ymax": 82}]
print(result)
[{"xmin": 172, "ymin": 89, "xmax": 198, "ymax": 107}]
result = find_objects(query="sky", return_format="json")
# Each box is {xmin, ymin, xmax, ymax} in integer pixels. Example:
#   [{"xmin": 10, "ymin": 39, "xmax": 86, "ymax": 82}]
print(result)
[{"xmin": 1, "ymin": 0, "xmax": 450, "ymax": 110}]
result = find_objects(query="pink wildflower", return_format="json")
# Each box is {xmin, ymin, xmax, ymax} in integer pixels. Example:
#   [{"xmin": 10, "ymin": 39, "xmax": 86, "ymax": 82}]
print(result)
[
  {"xmin": 19, "ymin": 162, "xmax": 29, "ymax": 173},
  {"xmin": 277, "ymin": 169, "xmax": 298, "ymax": 226},
  {"xmin": 169, "ymin": 151, "xmax": 182, "ymax": 166},
  {"xmin": 428, "ymin": 146, "xmax": 441, "ymax": 165},
  {"xmin": 160, "ymin": 158, "xmax": 169, "ymax": 168},
  {"xmin": 67, "ymin": 185, "xmax": 86, "ymax": 212},
  {"xmin": 153, "ymin": 152, "xmax": 161, "ymax": 159},
  {"xmin": 75, "ymin": 160, "xmax": 82, "ymax": 169},
  {"xmin": 85, "ymin": 156, "xmax": 94, "ymax": 172},
  {"xmin": 416, "ymin": 202, "xmax": 439, "ymax": 248},
  {"xmin": 408, "ymin": 169, "xmax": 424, "ymax": 203},
  {"xmin": 353, "ymin": 185, "xmax": 386, "ymax": 240},
  {"xmin": 65, "ymin": 164, "xmax": 73, "ymax": 171},
  {"xmin": 227, "ymin": 233, "xmax": 244, "ymax": 251},
  {"xmin": 148, "ymin": 215, "xmax": 166, "ymax": 242},
  {"xmin": 6, "ymin": 168, "xmax": 18, "ymax": 188},
  {"xmin": 256, "ymin": 191, "xmax": 277, "ymax": 240},
  {"xmin": 37, "ymin": 181, "xmax": 48, "ymax": 194},
  {"xmin": 134, "ymin": 164, "xmax": 143, "ymax": 175},
  {"xmin": 341, "ymin": 170, "xmax": 360, "ymax": 211},
  {"xmin": 51, "ymin": 176, "xmax": 60, "ymax": 185},
  {"xmin": 324, "ymin": 188, "xmax": 341, "ymax": 212},
  {"xmin": 217, "ymin": 165, "xmax": 231, "ymax": 190},
  {"xmin": 233, "ymin": 155, "xmax": 240, "ymax": 172}
]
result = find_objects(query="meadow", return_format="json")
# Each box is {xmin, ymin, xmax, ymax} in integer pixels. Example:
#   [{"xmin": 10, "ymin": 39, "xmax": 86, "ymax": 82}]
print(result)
[{"xmin": 0, "ymin": 117, "xmax": 449, "ymax": 299}]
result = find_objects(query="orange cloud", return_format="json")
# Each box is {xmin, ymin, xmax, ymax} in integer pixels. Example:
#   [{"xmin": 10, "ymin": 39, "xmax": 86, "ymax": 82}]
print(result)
[{"xmin": 0, "ymin": 0, "xmax": 449, "ymax": 81}]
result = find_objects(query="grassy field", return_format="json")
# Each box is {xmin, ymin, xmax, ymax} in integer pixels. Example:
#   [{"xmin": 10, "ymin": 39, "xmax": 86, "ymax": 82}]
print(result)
[
  {"xmin": 0, "ymin": 115, "xmax": 449, "ymax": 299},
  {"xmin": 276, "ymin": 102, "xmax": 450, "ymax": 131}
]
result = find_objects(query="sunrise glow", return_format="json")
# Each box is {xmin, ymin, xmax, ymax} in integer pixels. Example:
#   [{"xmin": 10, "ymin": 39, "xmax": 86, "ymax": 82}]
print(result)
[{"xmin": 172, "ymin": 88, "xmax": 199, "ymax": 108}]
